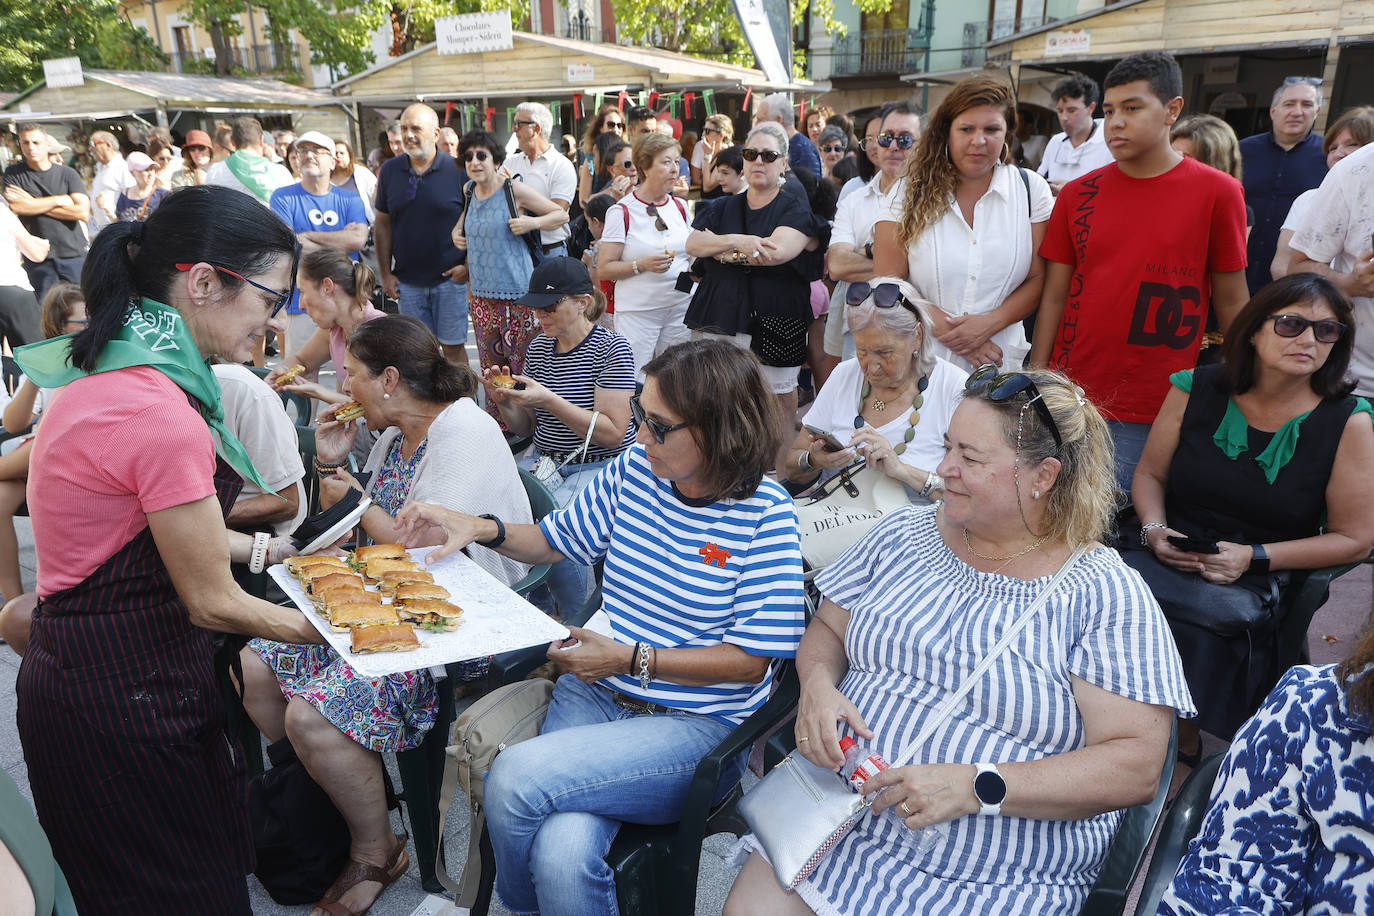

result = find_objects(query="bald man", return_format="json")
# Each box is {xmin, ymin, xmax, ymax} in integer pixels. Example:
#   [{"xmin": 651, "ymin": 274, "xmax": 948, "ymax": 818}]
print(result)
[{"xmin": 374, "ymin": 104, "xmax": 469, "ymax": 364}]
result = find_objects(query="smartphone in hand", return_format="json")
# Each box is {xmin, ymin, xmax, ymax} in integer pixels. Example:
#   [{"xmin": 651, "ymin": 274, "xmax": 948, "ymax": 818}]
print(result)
[
  {"xmin": 803, "ymin": 423, "xmax": 847, "ymax": 452},
  {"xmin": 1166, "ymin": 535, "xmax": 1221, "ymax": 554}
]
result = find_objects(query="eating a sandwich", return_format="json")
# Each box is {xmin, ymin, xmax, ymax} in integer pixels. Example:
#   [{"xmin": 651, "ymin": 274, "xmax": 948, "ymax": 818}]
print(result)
[{"xmin": 333, "ymin": 401, "xmax": 365, "ymax": 423}]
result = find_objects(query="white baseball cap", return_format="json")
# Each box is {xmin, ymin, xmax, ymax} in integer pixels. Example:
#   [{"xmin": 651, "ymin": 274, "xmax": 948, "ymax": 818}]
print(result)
[{"xmin": 294, "ymin": 131, "xmax": 336, "ymax": 154}]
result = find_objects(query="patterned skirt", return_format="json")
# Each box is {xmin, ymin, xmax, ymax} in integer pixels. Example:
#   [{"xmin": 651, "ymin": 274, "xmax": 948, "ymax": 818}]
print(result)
[{"xmin": 249, "ymin": 638, "xmax": 439, "ymax": 753}]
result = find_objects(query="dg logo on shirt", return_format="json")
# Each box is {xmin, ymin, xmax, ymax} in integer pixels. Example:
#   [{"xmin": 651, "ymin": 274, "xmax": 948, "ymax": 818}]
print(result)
[
  {"xmin": 308, "ymin": 208, "xmax": 341, "ymax": 227},
  {"xmin": 1127, "ymin": 280, "xmax": 1204, "ymax": 349}
]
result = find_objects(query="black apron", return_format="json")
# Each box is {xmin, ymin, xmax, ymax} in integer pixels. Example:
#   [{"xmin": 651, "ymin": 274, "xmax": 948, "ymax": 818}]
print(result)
[{"xmin": 16, "ymin": 456, "xmax": 253, "ymax": 916}]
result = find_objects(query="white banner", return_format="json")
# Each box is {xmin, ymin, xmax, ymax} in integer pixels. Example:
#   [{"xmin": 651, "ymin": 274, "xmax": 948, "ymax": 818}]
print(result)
[
  {"xmin": 729, "ymin": 0, "xmax": 790, "ymax": 87},
  {"xmin": 567, "ymin": 63, "xmax": 595, "ymax": 82},
  {"xmin": 43, "ymin": 57, "xmax": 84, "ymax": 89},
  {"xmin": 435, "ymin": 11, "xmax": 514, "ymax": 56},
  {"xmin": 1044, "ymin": 29, "xmax": 1090, "ymax": 57}
]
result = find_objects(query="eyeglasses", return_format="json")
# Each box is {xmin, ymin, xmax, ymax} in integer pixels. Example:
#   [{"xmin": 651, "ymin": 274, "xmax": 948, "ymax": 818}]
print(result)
[
  {"xmin": 703, "ymin": 127, "xmax": 723, "ymax": 136},
  {"xmin": 462, "ymin": 149, "xmax": 491, "ymax": 163},
  {"xmin": 296, "ymin": 146, "xmax": 332, "ymax": 158},
  {"xmin": 514, "ymin": 119, "xmax": 538, "ymax": 129},
  {"xmin": 821, "ymin": 144, "xmax": 846, "ymax": 154},
  {"xmin": 630, "ymin": 395, "xmax": 689, "ymax": 443},
  {"xmin": 965, "ymin": 365, "xmax": 1064, "ymax": 450},
  {"xmin": 645, "ymin": 203, "xmax": 667, "ymax": 232},
  {"xmin": 1267, "ymin": 313, "xmax": 1347, "ymax": 343},
  {"xmin": 175, "ymin": 260, "xmax": 296, "ymax": 317},
  {"xmin": 846, "ymin": 281, "xmax": 919, "ymax": 317},
  {"xmin": 876, "ymin": 131, "xmax": 917, "ymax": 150},
  {"xmin": 858, "ymin": 136, "xmax": 878, "ymax": 150},
  {"xmin": 741, "ymin": 148, "xmax": 782, "ymax": 163},
  {"xmin": 1284, "ymin": 76, "xmax": 1322, "ymax": 87}
]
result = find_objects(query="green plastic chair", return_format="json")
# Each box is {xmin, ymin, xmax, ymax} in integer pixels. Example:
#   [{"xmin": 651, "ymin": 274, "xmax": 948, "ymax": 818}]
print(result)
[
  {"xmin": 249, "ymin": 365, "xmax": 316, "ymax": 426},
  {"xmin": 509, "ymin": 468, "xmax": 557, "ymax": 595},
  {"xmin": 0, "ymin": 769, "xmax": 79, "ymax": 915},
  {"xmin": 1135, "ymin": 751, "xmax": 1227, "ymax": 916},
  {"xmin": 296, "ymin": 425, "xmax": 321, "ymax": 516}
]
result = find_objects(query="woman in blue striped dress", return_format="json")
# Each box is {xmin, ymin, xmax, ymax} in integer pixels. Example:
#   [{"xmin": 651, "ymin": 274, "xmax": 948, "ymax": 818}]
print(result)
[
  {"xmin": 727, "ymin": 367, "xmax": 1196, "ymax": 916},
  {"xmin": 398, "ymin": 340, "xmax": 807, "ymax": 916}
]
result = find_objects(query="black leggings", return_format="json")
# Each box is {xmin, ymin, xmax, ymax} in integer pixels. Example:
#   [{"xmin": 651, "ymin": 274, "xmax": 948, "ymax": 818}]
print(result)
[{"xmin": 0, "ymin": 285, "xmax": 42, "ymax": 348}]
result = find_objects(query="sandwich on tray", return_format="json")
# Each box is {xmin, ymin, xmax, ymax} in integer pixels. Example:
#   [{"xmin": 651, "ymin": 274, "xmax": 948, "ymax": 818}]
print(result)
[
  {"xmin": 352, "ymin": 624, "xmax": 420, "ymax": 654},
  {"xmin": 328, "ymin": 604, "xmax": 400, "ymax": 631},
  {"xmin": 394, "ymin": 599, "xmax": 464, "ymax": 632}
]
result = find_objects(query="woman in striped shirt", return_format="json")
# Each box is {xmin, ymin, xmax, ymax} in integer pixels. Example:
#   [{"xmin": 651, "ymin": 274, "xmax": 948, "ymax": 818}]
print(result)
[
  {"xmin": 726, "ymin": 368, "xmax": 1195, "ymax": 916},
  {"xmin": 399, "ymin": 339, "xmax": 807, "ymax": 916}
]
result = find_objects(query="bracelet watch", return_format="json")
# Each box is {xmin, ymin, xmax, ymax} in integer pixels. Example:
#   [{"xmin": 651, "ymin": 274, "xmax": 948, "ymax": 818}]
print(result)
[
  {"xmin": 1139, "ymin": 522, "xmax": 1167, "ymax": 547},
  {"xmin": 1248, "ymin": 543, "xmax": 1270, "ymax": 575},
  {"xmin": 973, "ymin": 762, "xmax": 1007, "ymax": 816}
]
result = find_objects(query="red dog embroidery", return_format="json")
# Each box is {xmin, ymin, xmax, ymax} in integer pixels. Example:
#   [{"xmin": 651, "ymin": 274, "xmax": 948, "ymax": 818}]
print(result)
[{"xmin": 699, "ymin": 542, "xmax": 731, "ymax": 567}]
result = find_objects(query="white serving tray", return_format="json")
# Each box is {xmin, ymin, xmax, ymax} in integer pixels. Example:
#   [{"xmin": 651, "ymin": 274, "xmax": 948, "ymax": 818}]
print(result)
[{"xmin": 269, "ymin": 547, "xmax": 569, "ymax": 677}]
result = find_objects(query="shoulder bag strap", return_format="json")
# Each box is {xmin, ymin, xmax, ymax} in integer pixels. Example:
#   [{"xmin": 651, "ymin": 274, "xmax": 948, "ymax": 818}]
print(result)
[
  {"xmin": 889, "ymin": 542, "xmax": 1091, "ymax": 768},
  {"xmin": 559, "ymin": 409, "xmax": 601, "ymax": 469},
  {"xmin": 1017, "ymin": 166, "xmax": 1031, "ymax": 219}
]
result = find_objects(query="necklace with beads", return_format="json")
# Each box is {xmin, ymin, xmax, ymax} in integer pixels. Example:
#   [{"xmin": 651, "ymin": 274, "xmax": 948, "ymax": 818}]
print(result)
[
  {"xmin": 962, "ymin": 527, "xmax": 1049, "ymax": 575},
  {"xmin": 857, "ymin": 374, "xmax": 928, "ymax": 456}
]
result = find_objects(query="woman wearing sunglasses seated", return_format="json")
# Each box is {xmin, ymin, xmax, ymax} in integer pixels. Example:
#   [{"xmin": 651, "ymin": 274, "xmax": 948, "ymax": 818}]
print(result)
[
  {"xmin": 872, "ymin": 73, "xmax": 1052, "ymax": 373},
  {"xmin": 782, "ymin": 278, "xmax": 966, "ymax": 505},
  {"xmin": 451, "ymin": 129, "xmax": 568, "ymax": 427},
  {"xmin": 396, "ymin": 339, "xmax": 807, "ymax": 916},
  {"xmin": 727, "ymin": 367, "xmax": 1192, "ymax": 916},
  {"xmin": 1128, "ymin": 273, "xmax": 1374, "ymax": 761}
]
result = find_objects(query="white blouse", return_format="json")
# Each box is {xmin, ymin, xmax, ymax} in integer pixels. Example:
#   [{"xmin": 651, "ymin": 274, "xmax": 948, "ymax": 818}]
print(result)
[{"xmin": 880, "ymin": 163, "xmax": 1053, "ymax": 372}]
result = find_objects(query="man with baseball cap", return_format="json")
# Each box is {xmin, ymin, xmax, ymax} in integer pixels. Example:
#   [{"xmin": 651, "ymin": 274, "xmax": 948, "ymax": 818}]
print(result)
[{"xmin": 268, "ymin": 130, "xmax": 368, "ymax": 371}]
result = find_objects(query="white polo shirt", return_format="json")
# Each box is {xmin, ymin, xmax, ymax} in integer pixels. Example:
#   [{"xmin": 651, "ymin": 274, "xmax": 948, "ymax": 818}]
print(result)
[
  {"xmin": 505, "ymin": 144, "xmax": 577, "ymax": 246},
  {"xmin": 1038, "ymin": 119, "xmax": 1115, "ymax": 185},
  {"xmin": 90, "ymin": 155, "xmax": 132, "ymax": 232}
]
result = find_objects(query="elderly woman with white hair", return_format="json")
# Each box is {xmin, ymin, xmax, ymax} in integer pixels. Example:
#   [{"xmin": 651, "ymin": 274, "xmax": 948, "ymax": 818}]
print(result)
[
  {"xmin": 783, "ymin": 277, "xmax": 968, "ymax": 500},
  {"xmin": 685, "ymin": 120, "xmax": 827, "ymax": 474}
]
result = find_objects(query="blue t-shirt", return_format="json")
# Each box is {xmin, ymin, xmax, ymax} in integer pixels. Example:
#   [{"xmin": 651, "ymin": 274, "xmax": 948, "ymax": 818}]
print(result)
[
  {"xmin": 269, "ymin": 183, "xmax": 367, "ymax": 313},
  {"xmin": 374, "ymin": 151, "xmax": 465, "ymax": 287},
  {"xmin": 789, "ymin": 132, "xmax": 823, "ymax": 180}
]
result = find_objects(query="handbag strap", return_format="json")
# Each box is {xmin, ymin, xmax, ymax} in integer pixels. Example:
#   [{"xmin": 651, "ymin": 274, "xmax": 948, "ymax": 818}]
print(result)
[
  {"xmin": 559, "ymin": 409, "xmax": 600, "ymax": 469},
  {"xmin": 888, "ymin": 542, "xmax": 1090, "ymax": 768}
]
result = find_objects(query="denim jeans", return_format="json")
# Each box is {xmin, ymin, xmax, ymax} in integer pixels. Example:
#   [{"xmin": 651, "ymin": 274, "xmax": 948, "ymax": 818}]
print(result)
[
  {"xmin": 1106, "ymin": 419, "xmax": 1152, "ymax": 498},
  {"xmin": 517, "ymin": 453, "xmax": 610, "ymax": 617},
  {"xmin": 485, "ymin": 674, "xmax": 739, "ymax": 916},
  {"xmin": 396, "ymin": 278, "xmax": 468, "ymax": 345}
]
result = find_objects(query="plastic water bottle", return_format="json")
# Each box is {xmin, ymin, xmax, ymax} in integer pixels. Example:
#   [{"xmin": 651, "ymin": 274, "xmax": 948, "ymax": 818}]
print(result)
[{"xmin": 838, "ymin": 737, "xmax": 944, "ymax": 853}]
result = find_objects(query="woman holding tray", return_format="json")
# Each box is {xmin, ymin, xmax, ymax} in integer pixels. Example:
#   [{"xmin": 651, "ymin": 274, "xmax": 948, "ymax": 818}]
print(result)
[
  {"xmin": 397, "ymin": 339, "xmax": 808, "ymax": 916},
  {"xmin": 239, "ymin": 313, "xmax": 532, "ymax": 916}
]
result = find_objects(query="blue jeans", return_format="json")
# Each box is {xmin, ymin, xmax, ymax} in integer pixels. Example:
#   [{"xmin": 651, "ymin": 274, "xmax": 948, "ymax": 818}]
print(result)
[
  {"xmin": 397, "ymin": 279, "xmax": 468, "ymax": 345},
  {"xmin": 517, "ymin": 453, "xmax": 611, "ymax": 617},
  {"xmin": 485, "ymin": 675, "xmax": 739, "ymax": 916},
  {"xmin": 1107, "ymin": 419, "xmax": 1152, "ymax": 498}
]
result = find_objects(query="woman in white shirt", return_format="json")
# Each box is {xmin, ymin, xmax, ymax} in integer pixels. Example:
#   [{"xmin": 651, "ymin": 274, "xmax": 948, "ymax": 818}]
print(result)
[
  {"xmin": 597, "ymin": 133, "xmax": 694, "ymax": 376},
  {"xmin": 874, "ymin": 73, "xmax": 1052, "ymax": 372},
  {"xmin": 0, "ymin": 202, "xmax": 47, "ymax": 349}
]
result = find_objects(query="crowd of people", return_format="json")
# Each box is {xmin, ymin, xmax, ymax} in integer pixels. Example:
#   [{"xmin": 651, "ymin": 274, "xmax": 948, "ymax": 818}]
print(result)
[{"xmin": 2, "ymin": 47, "xmax": 1374, "ymax": 916}]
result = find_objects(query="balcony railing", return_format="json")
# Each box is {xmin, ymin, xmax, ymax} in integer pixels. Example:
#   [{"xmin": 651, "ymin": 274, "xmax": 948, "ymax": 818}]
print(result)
[
  {"xmin": 831, "ymin": 28, "xmax": 930, "ymax": 77},
  {"xmin": 170, "ymin": 43, "xmax": 304, "ymax": 76},
  {"xmin": 962, "ymin": 17, "xmax": 1058, "ymax": 67}
]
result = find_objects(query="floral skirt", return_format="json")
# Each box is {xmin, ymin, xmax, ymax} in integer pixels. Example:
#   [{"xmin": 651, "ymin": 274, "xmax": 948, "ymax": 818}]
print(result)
[
  {"xmin": 250, "ymin": 638, "xmax": 438, "ymax": 753},
  {"xmin": 470, "ymin": 293, "xmax": 539, "ymax": 426}
]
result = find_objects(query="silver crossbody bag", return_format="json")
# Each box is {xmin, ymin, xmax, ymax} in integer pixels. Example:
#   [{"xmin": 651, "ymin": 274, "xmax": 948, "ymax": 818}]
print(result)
[{"xmin": 738, "ymin": 543, "xmax": 1089, "ymax": 889}]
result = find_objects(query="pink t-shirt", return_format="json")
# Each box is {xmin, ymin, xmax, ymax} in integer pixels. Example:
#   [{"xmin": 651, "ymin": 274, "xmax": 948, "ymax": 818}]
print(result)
[
  {"xmin": 29, "ymin": 366, "xmax": 216, "ymax": 596},
  {"xmin": 328, "ymin": 305, "xmax": 387, "ymax": 384}
]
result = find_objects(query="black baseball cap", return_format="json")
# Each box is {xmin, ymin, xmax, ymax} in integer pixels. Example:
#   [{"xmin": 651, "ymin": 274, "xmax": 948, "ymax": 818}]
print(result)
[{"xmin": 516, "ymin": 256, "xmax": 595, "ymax": 309}]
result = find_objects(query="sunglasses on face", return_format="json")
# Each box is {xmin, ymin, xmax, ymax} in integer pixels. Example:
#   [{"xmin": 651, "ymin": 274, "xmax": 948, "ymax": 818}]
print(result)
[
  {"xmin": 514, "ymin": 119, "xmax": 537, "ymax": 129},
  {"xmin": 617, "ymin": 159, "xmax": 634, "ymax": 170},
  {"xmin": 630, "ymin": 395, "xmax": 688, "ymax": 443},
  {"xmin": 846, "ymin": 281, "xmax": 919, "ymax": 317},
  {"xmin": 965, "ymin": 365, "xmax": 1064, "ymax": 450},
  {"xmin": 821, "ymin": 144, "xmax": 846, "ymax": 154},
  {"xmin": 703, "ymin": 127, "xmax": 723, "ymax": 136},
  {"xmin": 462, "ymin": 149, "xmax": 491, "ymax": 163},
  {"xmin": 741, "ymin": 148, "xmax": 782, "ymax": 163},
  {"xmin": 1267, "ymin": 313, "xmax": 1347, "ymax": 343},
  {"xmin": 877, "ymin": 131, "xmax": 917, "ymax": 150},
  {"xmin": 603, "ymin": 121, "xmax": 625, "ymax": 131},
  {"xmin": 175, "ymin": 261, "xmax": 294, "ymax": 317}
]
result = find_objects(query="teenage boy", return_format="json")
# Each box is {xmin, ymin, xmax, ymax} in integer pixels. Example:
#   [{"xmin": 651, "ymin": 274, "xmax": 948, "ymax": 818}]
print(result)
[{"xmin": 1029, "ymin": 51, "xmax": 1249, "ymax": 491}]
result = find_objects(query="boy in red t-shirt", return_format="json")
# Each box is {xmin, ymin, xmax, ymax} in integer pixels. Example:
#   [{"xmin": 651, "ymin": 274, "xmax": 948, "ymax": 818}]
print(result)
[{"xmin": 1030, "ymin": 51, "xmax": 1249, "ymax": 492}]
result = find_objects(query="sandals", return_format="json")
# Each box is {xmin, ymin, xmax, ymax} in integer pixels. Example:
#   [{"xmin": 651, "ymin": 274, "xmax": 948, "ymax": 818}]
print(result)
[{"xmin": 313, "ymin": 832, "xmax": 409, "ymax": 916}]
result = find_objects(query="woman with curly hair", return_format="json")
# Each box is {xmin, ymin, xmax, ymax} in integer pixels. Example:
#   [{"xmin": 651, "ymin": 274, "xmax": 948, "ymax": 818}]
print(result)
[{"xmin": 873, "ymin": 73, "xmax": 1052, "ymax": 372}]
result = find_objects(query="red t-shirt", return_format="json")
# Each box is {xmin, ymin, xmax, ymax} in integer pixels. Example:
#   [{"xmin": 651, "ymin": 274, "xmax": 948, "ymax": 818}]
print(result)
[
  {"xmin": 29, "ymin": 366, "xmax": 217, "ymax": 596},
  {"xmin": 1039, "ymin": 157, "xmax": 1247, "ymax": 423}
]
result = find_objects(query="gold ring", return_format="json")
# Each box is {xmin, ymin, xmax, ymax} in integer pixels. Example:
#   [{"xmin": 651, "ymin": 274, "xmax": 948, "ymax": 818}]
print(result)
[
  {"xmin": 899, "ymin": 801, "xmax": 913, "ymax": 817},
  {"xmin": 797, "ymin": 736, "xmax": 810, "ymax": 743}
]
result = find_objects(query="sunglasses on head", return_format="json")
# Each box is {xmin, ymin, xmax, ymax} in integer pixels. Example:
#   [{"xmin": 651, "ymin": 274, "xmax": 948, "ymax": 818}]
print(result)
[
  {"xmin": 1267, "ymin": 313, "xmax": 1347, "ymax": 343},
  {"xmin": 877, "ymin": 131, "xmax": 917, "ymax": 150},
  {"xmin": 1284, "ymin": 75, "xmax": 1322, "ymax": 87},
  {"xmin": 846, "ymin": 281, "xmax": 919, "ymax": 317},
  {"xmin": 462, "ymin": 149, "xmax": 491, "ymax": 163},
  {"xmin": 630, "ymin": 395, "xmax": 688, "ymax": 443},
  {"xmin": 741, "ymin": 148, "xmax": 782, "ymax": 163},
  {"xmin": 965, "ymin": 365, "xmax": 1064, "ymax": 450},
  {"xmin": 821, "ymin": 144, "xmax": 845, "ymax": 154}
]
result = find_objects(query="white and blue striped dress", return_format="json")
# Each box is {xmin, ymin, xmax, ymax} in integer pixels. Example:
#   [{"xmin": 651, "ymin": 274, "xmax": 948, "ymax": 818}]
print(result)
[{"xmin": 793, "ymin": 504, "xmax": 1195, "ymax": 915}]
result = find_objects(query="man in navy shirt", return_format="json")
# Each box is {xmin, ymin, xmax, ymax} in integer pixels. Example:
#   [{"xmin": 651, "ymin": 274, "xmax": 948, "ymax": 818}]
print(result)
[
  {"xmin": 269, "ymin": 130, "xmax": 368, "ymax": 375},
  {"xmin": 1240, "ymin": 77, "xmax": 1328, "ymax": 293},
  {"xmin": 756, "ymin": 92, "xmax": 823, "ymax": 179},
  {"xmin": 374, "ymin": 104, "xmax": 469, "ymax": 365}
]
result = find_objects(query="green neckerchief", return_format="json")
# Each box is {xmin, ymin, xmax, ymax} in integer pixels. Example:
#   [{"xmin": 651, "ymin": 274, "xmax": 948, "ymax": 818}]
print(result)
[
  {"xmin": 1172, "ymin": 369, "xmax": 1374, "ymax": 484},
  {"xmin": 15, "ymin": 297, "xmax": 276, "ymax": 493},
  {"xmin": 224, "ymin": 150, "xmax": 281, "ymax": 203}
]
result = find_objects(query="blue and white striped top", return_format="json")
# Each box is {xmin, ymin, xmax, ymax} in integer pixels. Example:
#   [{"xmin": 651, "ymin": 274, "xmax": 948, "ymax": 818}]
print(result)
[
  {"xmin": 522, "ymin": 326, "xmax": 636, "ymax": 460},
  {"xmin": 539, "ymin": 445, "xmax": 806, "ymax": 724},
  {"xmin": 799, "ymin": 504, "xmax": 1195, "ymax": 916}
]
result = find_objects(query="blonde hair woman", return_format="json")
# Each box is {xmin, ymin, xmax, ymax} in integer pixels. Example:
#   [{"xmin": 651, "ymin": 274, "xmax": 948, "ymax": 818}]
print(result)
[{"xmin": 694, "ymin": 113, "xmax": 737, "ymax": 194}]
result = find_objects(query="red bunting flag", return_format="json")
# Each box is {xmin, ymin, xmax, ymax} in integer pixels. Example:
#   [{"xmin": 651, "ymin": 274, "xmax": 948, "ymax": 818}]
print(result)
[
  {"xmin": 444, "ymin": 101, "xmax": 455, "ymax": 125},
  {"xmin": 683, "ymin": 92, "xmax": 695, "ymax": 117},
  {"xmin": 648, "ymin": 90, "xmax": 660, "ymax": 109},
  {"xmin": 743, "ymin": 87, "xmax": 753, "ymax": 112},
  {"xmin": 484, "ymin": 107, "xmax": 495, "ymax": 130},
  {"xmin": 617, "ymin": 90, "xmax": 629, "ymax": 110},
  {"xmin": 573, "ymin": 93, "xmax": 583, "ymax": 118}
]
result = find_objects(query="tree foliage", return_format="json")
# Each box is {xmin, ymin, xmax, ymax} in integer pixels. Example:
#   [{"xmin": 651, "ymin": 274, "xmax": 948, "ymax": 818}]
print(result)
[
  {"xmin": 610, "ymin": 0, "xmax": 846, "ymax": 70},
  {"xmin": 0, "ymin": 0, "xmax": 166, "ymax": 92}
]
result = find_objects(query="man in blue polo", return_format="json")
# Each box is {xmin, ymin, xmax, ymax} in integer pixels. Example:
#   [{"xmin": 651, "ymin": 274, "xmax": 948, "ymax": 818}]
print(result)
[
  {"xmin": 374, "ymin": 103, "xmax": 468, "ymax": 366},
  {"xmin": 269, "ymin": 130, "xmax": 368, "ymax": 376},
  {"xmin": 1240, "ymin": 77, "xmax": 1328, "ymax": 293}
]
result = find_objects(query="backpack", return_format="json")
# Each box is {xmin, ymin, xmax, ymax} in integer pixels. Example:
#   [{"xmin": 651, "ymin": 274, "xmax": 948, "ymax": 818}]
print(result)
[{"xmin": 434, "ymin": 677, "xmax": 555, "ymax": 908}]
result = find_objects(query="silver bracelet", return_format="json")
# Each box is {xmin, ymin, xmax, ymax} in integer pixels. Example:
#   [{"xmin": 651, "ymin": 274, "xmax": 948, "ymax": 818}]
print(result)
[
  {"xmin": 919, "ymin": 472, "xmax": 942, "ymax": 499},
  {"xmin": 637, "ymin": 641, "xmax": 653, "ymax": 691},
  {"xmin": 1140, "ymin": 522, "xmax": 1167, "ymax": 548},
  {"xmin": 798, "ymin": 449, "xmax": 813, "ymax": 473}
]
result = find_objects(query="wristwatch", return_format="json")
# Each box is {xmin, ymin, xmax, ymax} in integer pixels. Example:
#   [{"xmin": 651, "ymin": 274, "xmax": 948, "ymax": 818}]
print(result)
[
  {"xmin": 864, "ymin": 241, "xmax": 874, "ymax": 260},
  {"xmin": 1248, "ymin": 543, "xmax": 1270, "ymax": 575},
  {"xmin": 973, "ymin": 763, "xmax": 1007, "ymax": 816},
  {"xmin": 476, "ymin": 514, "xmax": 507, "ymax": 549}
]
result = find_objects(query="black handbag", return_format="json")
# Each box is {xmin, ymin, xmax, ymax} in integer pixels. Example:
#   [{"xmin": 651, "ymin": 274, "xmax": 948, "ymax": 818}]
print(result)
[
  {"xmin": 247, "ymin": 737, "xmax": 352, "ymax": 905},
  {"xmin": 1122, "ymin": 548, "xmax": 1288, "ymax": 638}
]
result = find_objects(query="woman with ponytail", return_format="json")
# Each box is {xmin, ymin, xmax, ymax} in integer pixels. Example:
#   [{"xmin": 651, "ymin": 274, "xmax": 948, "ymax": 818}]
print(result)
[
  {"xmin": 12, "ymin": 184, "xmax": 320, "ymax": 916},
  {"xmin": 267, "ymin": 246, "xmax": 386, "ymax": 406},
  {"xmin": 241, "ymin": 313, "xmax": 533, "ymax": 916}
]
